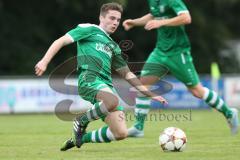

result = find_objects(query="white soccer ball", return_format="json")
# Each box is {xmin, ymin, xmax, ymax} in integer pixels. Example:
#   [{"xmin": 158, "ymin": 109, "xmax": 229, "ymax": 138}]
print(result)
[{"xmin": 159, "ymin": 127, "xmax": 187, "ymax": 152}]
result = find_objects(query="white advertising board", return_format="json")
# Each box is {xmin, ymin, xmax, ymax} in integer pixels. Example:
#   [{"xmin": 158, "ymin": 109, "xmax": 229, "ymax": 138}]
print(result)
[
  {"xmin": 224, "ymin": 77, "xmax": 240, "ymax": 108},
  {"xmin": 0, "ymin": 79, "xmax": 92, "ymax": 114}
]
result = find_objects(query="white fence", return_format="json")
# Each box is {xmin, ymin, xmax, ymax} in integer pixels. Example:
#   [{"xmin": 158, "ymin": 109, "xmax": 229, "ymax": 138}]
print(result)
[{"xmin": 0, "ymin": 78, "xmax": 92, "ymax": 114}]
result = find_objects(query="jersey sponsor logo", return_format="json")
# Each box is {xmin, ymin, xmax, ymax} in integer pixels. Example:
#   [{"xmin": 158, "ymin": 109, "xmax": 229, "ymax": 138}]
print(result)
[{"xmin": 96, "ymin": 43, "xmax": 112, "ymax": 57}]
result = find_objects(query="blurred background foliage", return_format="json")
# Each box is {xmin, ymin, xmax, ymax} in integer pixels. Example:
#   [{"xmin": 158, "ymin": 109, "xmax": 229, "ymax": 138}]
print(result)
[{"xmin": 0, "ymin": 0, "xmax": 240, "ymax": 75}]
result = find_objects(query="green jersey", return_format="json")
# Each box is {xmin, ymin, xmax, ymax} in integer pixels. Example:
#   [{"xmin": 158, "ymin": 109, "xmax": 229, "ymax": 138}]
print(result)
[
  {"xmin": 67, "ymin": 23, "xmax": 127, "ymax": 85},
  {"xmin": 148, "ymin": 0, "xmax": 191, "ymax": 55}
]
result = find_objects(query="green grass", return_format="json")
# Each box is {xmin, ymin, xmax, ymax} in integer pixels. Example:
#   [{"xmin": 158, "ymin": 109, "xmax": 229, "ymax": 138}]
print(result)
[{"xmin": 0, "ymin": 109, "xmax": 239, "ymax": 160}]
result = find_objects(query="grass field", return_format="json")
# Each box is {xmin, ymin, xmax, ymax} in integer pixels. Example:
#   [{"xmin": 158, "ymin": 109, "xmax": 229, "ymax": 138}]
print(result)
[{"xmin": 0, "ymin": 109, "xmax": 239, "ymax": 160}]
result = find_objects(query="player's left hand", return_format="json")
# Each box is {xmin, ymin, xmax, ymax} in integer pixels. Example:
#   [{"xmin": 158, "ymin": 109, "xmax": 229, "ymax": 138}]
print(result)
[
  {"xmin": 144, "ymin": 20, "xmax": 164, "ymax": 30},
  {"xmin": 152, "ymin": 95, "xmax": 168, "ymax": 105}
]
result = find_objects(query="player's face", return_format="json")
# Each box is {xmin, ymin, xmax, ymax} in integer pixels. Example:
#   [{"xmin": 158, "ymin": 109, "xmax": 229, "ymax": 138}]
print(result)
[{"xmin": 100, "ymin": 10, "xmax": 121, "ymax": 34}]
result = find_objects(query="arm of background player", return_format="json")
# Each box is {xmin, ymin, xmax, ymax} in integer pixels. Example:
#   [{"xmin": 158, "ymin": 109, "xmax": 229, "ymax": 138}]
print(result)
[
  {"xmin": 122, "ymin": 13, "xmax": 154, "ymax": 31},
  {"xmin": 116, "ymin": 66, "xmax": 168, "ymax": 104},
  {"xmin": 35, "ymin": 35, "xmax": 73, "ymax": 76},
  {"xmin": 145, "ymin": 12, "xmax": 191, "ymax": 30}
]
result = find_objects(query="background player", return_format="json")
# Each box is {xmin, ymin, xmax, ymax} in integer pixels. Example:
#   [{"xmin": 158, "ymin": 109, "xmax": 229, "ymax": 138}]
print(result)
[{"xmin": 123, "ymin": 0, "xmax": 239, "ymax": 137}]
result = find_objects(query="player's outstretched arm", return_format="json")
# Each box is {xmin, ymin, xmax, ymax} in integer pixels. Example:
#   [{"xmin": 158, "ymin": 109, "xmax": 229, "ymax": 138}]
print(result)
[
  {"xmin": 116, "ymin": 66, "xmax": 168, "ymax": 104},
  {"xmin": 122, "ymin": 13, "xmax": 153, "ymax": 31},
  {"xmin": 145, "ymin": 12, "xmax": 191, "ymax": 30},
  {"xmin": 35, "ymin": 35, "xmax": 73, "ymax": 76}
]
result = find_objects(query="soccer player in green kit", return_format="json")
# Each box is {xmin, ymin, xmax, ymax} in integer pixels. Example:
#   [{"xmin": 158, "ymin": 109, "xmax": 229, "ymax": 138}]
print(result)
[
  {"xmin": 35, "ymin": 2, "xmax": 167, "ymax": 151},
  {"xmin": 123, "ymin": 0, "xmax": 239, "ymax": 137}
]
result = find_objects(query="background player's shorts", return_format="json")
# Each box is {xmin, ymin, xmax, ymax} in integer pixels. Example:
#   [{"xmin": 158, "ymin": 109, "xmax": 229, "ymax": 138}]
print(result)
[{"xmin": 142, "ymin": 48, "xmax": 200, "ymax": 87}]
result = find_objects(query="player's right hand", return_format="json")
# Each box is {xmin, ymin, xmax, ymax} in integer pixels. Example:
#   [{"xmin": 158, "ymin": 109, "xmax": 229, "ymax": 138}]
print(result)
[
  {"xmin": 122, "ymin": 19, "xmax": 135, "ymax": 31},
  {"xmin": 35, "ymin": 60, "xmax": 48, "ymax": 76}
]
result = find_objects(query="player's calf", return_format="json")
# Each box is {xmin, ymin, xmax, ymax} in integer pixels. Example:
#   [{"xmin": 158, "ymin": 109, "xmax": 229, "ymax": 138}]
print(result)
[{"xmin": 112, "ymin": 128, "xmax": 128, "ymax": 140}]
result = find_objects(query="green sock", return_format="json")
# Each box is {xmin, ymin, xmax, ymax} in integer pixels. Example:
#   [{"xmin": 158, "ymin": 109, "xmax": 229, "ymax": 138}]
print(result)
[
  {"xmin": 134, "ymin": 97, "xmax": 150, "ymax": 131},
  {"xmin": 82, "ymin": 126, "xmax": 115, "ymax": 143},
  {"xmin": 134, "ymin": 112, "xmax": 148, "ymax": 130},
  {"xmin": 77, "ymin": 101, "xmax": 109, "ymax": 126},
  {"xmin": 203, "ymin": 87, "xmax": 233, "ymax": 118}
]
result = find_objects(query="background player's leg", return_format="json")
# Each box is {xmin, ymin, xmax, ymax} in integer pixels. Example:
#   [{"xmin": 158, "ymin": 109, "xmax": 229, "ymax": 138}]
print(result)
[
  {"xmin": 128, "ymin": 76, "xmax": 159, "ymax": 137},
  {"xmin": 128, "ymin": 50, "xmax": 169, "ymax": 137},
  {"xmin": 167, "ymin": 51, "xmax": 238, "ymax": 134},
  {"xmin": 188, "ymin": 83, "xmax": 239, "ymax": 134}
]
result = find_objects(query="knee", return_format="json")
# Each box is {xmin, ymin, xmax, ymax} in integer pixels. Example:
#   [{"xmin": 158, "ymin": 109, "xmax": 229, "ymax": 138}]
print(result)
[
  {"xmin": 189, "ymin": 87, "xmax": 205, "ymax": 99},
  {"xmin": 103, "ymin": 96, "xmax": 119, "ymax": 111},
  {"xmin": 113, "ymin": 129, "xmax": 128, "ymax": 140},
  {"xmin": 191, "ymin": 90, "xmax": 202, "ymax": 98}
]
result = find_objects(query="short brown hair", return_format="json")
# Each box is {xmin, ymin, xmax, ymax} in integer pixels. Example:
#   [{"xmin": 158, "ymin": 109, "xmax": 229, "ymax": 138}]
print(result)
[{"xmin": 100, "ymin": 2, "xmax": 123, "ymax": 16}]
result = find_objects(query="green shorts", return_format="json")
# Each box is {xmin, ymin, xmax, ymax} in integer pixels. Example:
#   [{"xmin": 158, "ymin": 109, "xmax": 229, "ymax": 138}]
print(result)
[
  {"xmin": 142, "ymin": 48, "xmax": 200, "ymax": 87},
  {"xmin": 78, "ymin": 76, "xmax": 109, "ymax": 104},
  {"xmin": 78, "ymin": 72, "xmax": 124, "ymax": 121},
  {"xmin": 78, "ymin": 72, "xmax": 124, "ymax": 110}
]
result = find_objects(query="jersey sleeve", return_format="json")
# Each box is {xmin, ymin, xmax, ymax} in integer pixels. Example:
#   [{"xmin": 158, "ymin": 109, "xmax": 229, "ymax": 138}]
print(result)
[
  {"xmin": 66, "ymin": 24, "xmax": 93, "ymax": 42},
  {"xmin": 169, "ymin": 0, "xmax": 189, "ymax": 15},
  {"xmin": 148, "ymin": 0, "xmax": 160, "ymax": 17},
  {"xmin": 112, "ymin": 46, "xmax": 127, "ymax": 71}
]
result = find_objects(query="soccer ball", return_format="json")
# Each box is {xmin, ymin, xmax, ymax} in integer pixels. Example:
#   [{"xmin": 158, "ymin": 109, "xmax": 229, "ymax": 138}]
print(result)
[{"xmin": 159, "ymin": 127, "xmax": 187, "ymax": 152}]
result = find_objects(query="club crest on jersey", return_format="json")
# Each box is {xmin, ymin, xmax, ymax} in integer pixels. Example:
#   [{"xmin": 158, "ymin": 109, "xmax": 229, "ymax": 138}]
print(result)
[
  {"xmin": 159, "ymin": 5, "xmax": 165, "ymax": 13},
  {"xmin": 150, "ymin": 6, "xmax": 156, "ymax": 12}
]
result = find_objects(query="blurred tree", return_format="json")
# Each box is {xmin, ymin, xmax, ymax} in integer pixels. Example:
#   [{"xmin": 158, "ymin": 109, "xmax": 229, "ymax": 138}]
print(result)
[
  {"xmin": 186, "ymin": 0, "xmax": 240, "ymax": 73},
  {"xmin": 0, "ymin": 0, "xmax": 240, "ymax": 75}
]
